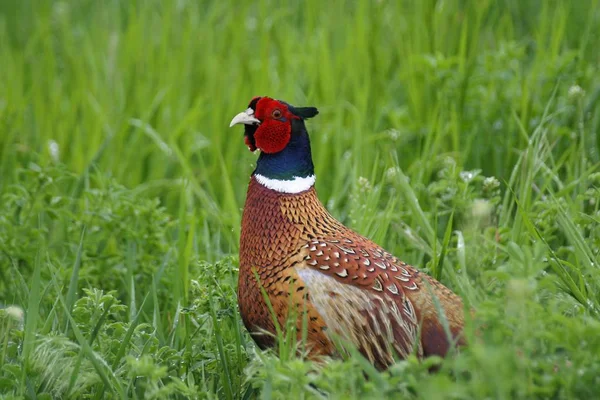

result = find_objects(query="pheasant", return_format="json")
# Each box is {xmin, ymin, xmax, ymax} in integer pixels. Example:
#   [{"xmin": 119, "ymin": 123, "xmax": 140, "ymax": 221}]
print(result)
[{"xmin": 230, "ymin": 97, "xmax": 465, "ymax": 369}]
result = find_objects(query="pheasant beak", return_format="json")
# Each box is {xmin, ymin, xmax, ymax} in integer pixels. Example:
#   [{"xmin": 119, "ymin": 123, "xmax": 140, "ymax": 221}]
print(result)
[{"xmin": 229, "ymin": 108, "xmax": 261, "ymax": 127}]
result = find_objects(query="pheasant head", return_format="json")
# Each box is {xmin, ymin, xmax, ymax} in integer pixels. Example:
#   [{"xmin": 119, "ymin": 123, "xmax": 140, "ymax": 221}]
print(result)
[{"xmin": 230, "ymin": 97, "xmax": 319, "ymax": 191}]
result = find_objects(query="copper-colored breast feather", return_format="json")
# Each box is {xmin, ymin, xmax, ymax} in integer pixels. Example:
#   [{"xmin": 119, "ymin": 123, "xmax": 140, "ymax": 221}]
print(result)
[{"xmin": 239, "ymin": 177, "xmax": 465, "ymax": 369}]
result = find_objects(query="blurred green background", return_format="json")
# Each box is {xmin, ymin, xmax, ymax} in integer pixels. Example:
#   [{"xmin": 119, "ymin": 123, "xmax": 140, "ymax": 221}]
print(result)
[
  {"xmin": 2, "ymin": 0, "xmax": 598, "ymax": 256},
  {"xmin": 1, "ymin": 0, "xmax": 600, "ymax": 398}
]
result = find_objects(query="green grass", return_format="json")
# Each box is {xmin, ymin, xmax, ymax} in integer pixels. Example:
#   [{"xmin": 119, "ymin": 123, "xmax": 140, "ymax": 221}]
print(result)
[{"xmin": 1, "ymin": 0, "xmax": 600, "ymax": 398}]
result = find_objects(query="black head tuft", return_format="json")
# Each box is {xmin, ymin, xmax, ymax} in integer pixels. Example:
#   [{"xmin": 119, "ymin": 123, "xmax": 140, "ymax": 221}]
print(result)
[
  {"xmin": 276, "ymin": 100, "xmax": 319, "ymax": 120},
  {"xmin": 289, "ymin": 106, "xmax": 319, "ymax": 120}
]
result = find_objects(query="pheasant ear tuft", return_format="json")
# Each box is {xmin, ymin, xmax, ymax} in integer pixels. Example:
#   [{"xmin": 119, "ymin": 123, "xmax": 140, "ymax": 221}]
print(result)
[{"xmin": 291, "ymin": 106, "xmax": 319, "ymax": 120}]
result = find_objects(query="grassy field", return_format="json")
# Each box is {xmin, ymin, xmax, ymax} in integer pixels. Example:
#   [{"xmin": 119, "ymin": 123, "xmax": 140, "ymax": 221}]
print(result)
[{"xmin": 1, "ymin": 0, "xmax": 600, "ymax": 398}]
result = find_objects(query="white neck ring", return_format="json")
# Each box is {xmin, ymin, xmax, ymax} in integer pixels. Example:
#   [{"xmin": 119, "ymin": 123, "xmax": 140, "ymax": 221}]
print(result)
[{"xmin": 254, "ymin": 174, "xmax": 315, "ymax": 194}]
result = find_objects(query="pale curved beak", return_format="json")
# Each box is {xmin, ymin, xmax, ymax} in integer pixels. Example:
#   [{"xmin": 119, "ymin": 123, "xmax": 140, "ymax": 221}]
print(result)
[{"xmin": 229, "ymin": 107, "xmax": 261, "ymax": 127}]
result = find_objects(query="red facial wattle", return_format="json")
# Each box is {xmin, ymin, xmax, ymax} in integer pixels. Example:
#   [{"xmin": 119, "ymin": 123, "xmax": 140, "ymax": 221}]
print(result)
[
  {"xmin": 253, "ymin": 120, "xmax": 291, "ymax": 153},
  {"xmin": 252, "ymin": 97, "xmax": 299, "ymax": 154}
]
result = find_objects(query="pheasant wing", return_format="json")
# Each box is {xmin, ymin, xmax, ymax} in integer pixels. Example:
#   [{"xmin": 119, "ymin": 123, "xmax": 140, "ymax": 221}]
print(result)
[{"xmin": 296, "ymin": 237, "xmax": 424, "ymax": 368}]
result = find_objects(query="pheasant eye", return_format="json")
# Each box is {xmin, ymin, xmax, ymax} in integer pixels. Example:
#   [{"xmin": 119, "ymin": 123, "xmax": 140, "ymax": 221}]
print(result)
[{"xmin": 272, "ymin": 109, "xmax": 282, "ymax": 119}]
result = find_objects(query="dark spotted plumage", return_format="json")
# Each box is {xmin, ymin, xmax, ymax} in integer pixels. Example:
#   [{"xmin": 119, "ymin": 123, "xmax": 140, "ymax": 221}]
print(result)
[{"xmin": 232, "ymin": 97, "xmax": 465, "ymax": 370}]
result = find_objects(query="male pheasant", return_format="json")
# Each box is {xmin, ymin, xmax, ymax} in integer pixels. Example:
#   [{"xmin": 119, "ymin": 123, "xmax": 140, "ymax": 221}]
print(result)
[{"xmin": 230, "ymin": 97, "xmax": 465, "ymax": 370}]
